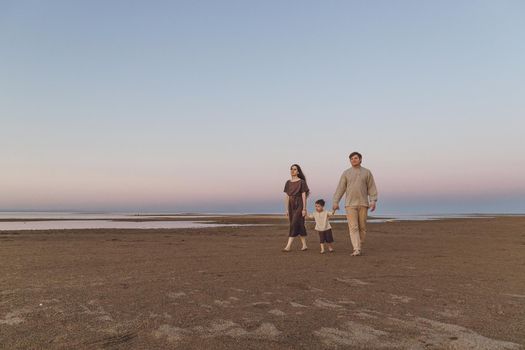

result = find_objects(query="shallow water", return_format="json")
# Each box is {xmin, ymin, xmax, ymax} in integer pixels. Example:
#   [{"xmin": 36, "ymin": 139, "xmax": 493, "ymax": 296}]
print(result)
[
  {"xmin": 0, "ymin": 212, "xmax": 216, "ymax": 220},
  {"xmin": 331, "ymin": 214, "xmax": 496, "ymax": 224},
  {"xmin": 0, "ymin": 212, "xmax": 506, "ymax": 231},
  {"xmin": 375, "ymin": 214, "xmax": 495, "ymax": 221}
]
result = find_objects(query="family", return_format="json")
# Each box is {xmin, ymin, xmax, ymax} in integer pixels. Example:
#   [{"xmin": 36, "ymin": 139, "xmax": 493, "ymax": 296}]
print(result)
[{"xmin": 283, "ymin": 152, "xmax": 378, "ymax": 256}]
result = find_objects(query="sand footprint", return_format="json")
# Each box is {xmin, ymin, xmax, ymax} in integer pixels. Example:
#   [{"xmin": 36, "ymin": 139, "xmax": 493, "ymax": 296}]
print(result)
[
  {"xmin": 313, "ymin": 321, "xmax": 390, "ymax": 348},
  {"xmin": 153, "ymin": 325, "xmax": 190, "ymax": 343},
  {"xmin": 0, "ymin": 308, "xmax": 29, "ymax": 325},
  {"xmin": 214, "ymin": 299, "xmax": 232, "ymax": 307},
  {"xmin": 155, "ymin": 319, "xmax": 282, "ymax": 343},
  {"xmin": 268, "ymin": 309, "xmax": 286, "ymax": 316},
  {"xmin": 290, "ymin": 302, "xmax": 308, "ymax": 308},
  {"xmin": 438, "ymin": 309, "xmax": 461, "ymax": 318},
  {"xmin": 167, "ymin": 292, "xmax": 186, "ymax": 299},
  {"xmin": 389, "ymin": 294, "xmax": 413, "ymax": 304},
  {"xmin": 502, "ymin": 293, "xmax": 525, "ymax": 299},
  {"xmin": 314, "ymin": 299, "xmax": 343, "ymax": 309},
  {"xmin": 354, "ymin": 311, "xmax": 379, "ymax": 319},
  {"xmin": 250, "ymin": 301, "xmax": 272, "ymax": 308},
  {"xmin": 81, "ymin": 301, "xmax": 113, "ymax": 322},
  {"xmin": 334, "ymin": 278, "xmax": 370, "ymax": 286}
]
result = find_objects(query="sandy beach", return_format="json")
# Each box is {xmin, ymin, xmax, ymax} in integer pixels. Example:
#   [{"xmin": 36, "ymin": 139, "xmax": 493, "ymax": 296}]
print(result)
[{"xmin": 1, "ymin": 216, "xmax": 524, "ymax": 349}]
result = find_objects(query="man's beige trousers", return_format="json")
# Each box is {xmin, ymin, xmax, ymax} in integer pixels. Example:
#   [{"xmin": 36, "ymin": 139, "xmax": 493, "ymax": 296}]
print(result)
[{"xmin": 345, "ymin": 206, "xmax": 368, "ymax": 252}]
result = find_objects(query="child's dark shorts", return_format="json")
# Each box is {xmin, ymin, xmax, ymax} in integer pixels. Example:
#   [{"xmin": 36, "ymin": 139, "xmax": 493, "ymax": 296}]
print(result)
[{"xmin": 317, "ymin": 229, "xmax": 334, "ymax": 243}]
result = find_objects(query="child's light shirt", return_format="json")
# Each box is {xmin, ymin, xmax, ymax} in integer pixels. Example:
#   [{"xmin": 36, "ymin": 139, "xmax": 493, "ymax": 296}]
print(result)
[{"xmin": 308, "ymin": 210, "xmax": 334, "ymax": 231}]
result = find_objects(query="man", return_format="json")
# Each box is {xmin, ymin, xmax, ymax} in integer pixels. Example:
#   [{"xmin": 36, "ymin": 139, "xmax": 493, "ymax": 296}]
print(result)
[{"xmin": 332, "ymin": 152, "xmax": 378, "ymax": 256}]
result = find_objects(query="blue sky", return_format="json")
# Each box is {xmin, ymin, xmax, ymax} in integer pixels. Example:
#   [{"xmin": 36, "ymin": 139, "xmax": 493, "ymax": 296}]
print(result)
[{"xmin": 1, "ymin": 0, "xmax": 524, "ymax": 213}]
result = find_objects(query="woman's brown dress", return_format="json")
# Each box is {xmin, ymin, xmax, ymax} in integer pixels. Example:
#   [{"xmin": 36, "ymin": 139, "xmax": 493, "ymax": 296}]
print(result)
[{"xmin": 284, "ymin": 179, "xmax": 309, "ymax": 237}]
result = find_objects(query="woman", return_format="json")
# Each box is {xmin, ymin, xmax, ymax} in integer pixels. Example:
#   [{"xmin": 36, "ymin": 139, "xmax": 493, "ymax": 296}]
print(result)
[{"xmin": 282, "ymin": 164, "xmax": 310, "ymax": 252}]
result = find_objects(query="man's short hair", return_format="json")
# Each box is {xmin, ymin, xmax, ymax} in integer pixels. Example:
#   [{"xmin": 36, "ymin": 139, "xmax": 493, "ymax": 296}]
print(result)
[
  {"xmin": 315, "ymin": 199, "xmax": 325, "ymax": 206},
  {"xmin": 349, "ymin": 152, "xmax": 362, "ymax": 160}
]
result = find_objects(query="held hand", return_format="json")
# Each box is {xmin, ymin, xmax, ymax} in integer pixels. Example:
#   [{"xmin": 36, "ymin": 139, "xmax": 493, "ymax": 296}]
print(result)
[
  {"xmin": 369, "ymin": 202, "xmax": 376, "ymax": 212},
  {"xmin": 302, "ymin": 210, "xmax": 307, "ymax": 217},
  {"xmin": 332, "ymin": 204, "xmax": 339, "ymax": 211},
  {"xmin": 285, "ymin": 211, "xmax": 289, "ymax": 217}
]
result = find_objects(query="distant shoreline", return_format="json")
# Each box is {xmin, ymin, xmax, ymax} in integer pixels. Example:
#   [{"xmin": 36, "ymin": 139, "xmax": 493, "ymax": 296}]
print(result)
[{"xmin": 1, "ymin": 213, "xmax": 524, "ymax": 231}]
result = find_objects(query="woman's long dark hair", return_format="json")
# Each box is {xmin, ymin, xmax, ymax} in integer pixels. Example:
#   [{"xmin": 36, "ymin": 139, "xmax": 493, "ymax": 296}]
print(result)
[{"xmin": 291, "ymin": 163, "xmax": 310, "ymax": 197}]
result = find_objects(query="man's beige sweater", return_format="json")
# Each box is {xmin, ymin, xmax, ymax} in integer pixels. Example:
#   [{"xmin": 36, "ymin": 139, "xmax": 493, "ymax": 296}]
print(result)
[{"xmin": 333, "ymin": 166, "xmax": 378, "ymax": 208}]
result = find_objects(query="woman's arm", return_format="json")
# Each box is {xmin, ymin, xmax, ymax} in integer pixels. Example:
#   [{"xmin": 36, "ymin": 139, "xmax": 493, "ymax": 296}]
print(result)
[
  {"xmin": 302, "ymin": 192, "xmax": 307, "ymax": 217},
  {"xmin": 284, "ymin": 195, "xmax": 289, "ymax": 216}
]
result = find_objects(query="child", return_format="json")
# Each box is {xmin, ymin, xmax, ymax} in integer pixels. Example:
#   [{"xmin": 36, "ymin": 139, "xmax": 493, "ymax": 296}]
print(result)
[{"xmin": 307, "ymin": 199, "xmax": 335, "ymax": 254}]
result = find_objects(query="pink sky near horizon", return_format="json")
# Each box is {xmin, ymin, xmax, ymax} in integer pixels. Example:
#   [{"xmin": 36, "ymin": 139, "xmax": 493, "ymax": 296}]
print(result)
[{"xmin": 2, "ymin": 152, "xmax": 524, "ymax": 211}]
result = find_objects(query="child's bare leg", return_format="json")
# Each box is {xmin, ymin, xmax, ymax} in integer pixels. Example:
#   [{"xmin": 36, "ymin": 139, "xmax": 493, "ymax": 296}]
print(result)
[
  {"xmin": 299, "ymin": 236, "xmax": 307, "ymax": 250},
  {"xmin": 320, "ymin": 243, "xmax": 325, "ymax": 254},
  {"xmin": 283, "ymin": 237, "xmax": 294, "ymax": 251},
  {"xmin": 327, "ymin": 243, "xmax": 334, "ymax": 252}
]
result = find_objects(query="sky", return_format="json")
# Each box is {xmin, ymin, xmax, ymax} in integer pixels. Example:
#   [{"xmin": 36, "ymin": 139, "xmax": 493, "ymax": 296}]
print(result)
[{"xmin": 1, "ymin": 0, "xmax": 524, "ymax": 214}]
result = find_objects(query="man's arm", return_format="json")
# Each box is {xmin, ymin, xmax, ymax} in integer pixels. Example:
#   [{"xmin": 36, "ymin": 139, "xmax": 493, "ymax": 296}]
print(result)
[
  {"xmin": 332, "ymin": 172, "xmax": 347, "ymax": 210},
  {"xmin": 367, "ymin": 171, "xmax": 378, "ymax": 212}
]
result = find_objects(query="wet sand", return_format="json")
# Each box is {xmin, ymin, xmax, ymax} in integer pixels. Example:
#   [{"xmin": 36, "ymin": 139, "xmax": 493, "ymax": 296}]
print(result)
[{"xmin": 1, "ymin": 216, "xmax": 524, "ymax": 349}]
